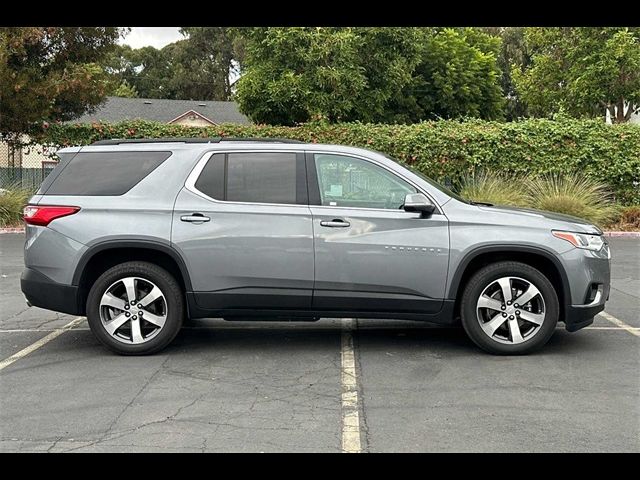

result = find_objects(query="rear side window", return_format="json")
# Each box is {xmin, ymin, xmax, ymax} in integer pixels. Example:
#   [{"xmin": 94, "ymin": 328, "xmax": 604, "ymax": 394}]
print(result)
[
  {"xmin": 43, "ymin": 151, "xmax": 172, "ymax": 196},
  {"xmin": 194, "ymin": 152, "xmax": 305, "ymax": 205}
]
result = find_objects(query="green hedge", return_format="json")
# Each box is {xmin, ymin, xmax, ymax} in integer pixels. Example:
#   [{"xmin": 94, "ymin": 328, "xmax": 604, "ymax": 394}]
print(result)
[{"xmin": 31, "ymin": 118, "xmax": 640, "ymax": 204}]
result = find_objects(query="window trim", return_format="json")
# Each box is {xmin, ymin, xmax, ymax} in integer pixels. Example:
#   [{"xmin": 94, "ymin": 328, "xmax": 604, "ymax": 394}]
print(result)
[
  {"xmin": 185, "ymin": 150, "xmax": 309, "ymax": 207},
  {"xmin": 305, "ymin": 151, "xmax": 443, "ymax": 214}
]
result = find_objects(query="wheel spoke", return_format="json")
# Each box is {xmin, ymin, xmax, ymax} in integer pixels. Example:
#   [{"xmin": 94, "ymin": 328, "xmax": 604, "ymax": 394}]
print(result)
[
  {"xmin": 142, "ymin": 312, "xmax": 167, "ymax": 328},
  {"xmin": 514, "ymin": 284, "xmax": 541, "ymax": 307},
  {"xmin": 508, "ymin": 318, "xmax": 524, "ymax": 343},
  {"xmin": 103, "ymin": 313, "xmax": 129, "ymax": 336},
  {"xmin": 519, "ymin": 310, "xmax": 545, "ymax": 325},
  {"xmin": 139, "ymin": 286, "xmax": 163, "ymax": 308},
  {"xmin": 122, "ymin": 277, "xmax": 137, "ymax": 303},
  {"xmin": 477, "ymin": 295, "xmax": 503, "ymax": 312},
  {"xmin": 100, "ymin": 292, "xmax": 126, "ymax": 311},
  {"xmin": 481, "ymin": 313, "xmax": 508, "ymax": 337},
  {"xmin": 497, "ymin": 277, "xmax": 513, "ymax": 303},
  {"xmin": 131, "ymin": 319, "xmax": 144, "ymax": 343}
]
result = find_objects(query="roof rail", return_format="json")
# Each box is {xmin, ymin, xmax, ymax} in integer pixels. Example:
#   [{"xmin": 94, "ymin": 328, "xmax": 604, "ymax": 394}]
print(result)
[{"xmin": 90, "ymin": 137, "xmax": 304, "ymax": 146}]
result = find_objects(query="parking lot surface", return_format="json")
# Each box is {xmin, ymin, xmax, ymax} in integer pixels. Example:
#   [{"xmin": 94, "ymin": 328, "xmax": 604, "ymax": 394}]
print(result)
[{"xmin": 1, "ymin": 233, "xmax": 638, "ymax": 452}]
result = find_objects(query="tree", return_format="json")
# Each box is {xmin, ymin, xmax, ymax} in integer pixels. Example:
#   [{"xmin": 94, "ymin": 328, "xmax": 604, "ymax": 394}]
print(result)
[
  {"xmin": 513, "ymin": 27, "xmax": 640, "ymax": 123},
  {"xmin": 405, "ymin": 28, "xmax": 505, "ymax": 121},
  {"xmin": 0, "ymin": 27, "xmax": 125, "ymax": 144},
  {"xmin": 112, "ymin": 79, "xmax": 138, "ymax": 98},
  {"xmin": 235, "ymin": 27, "xmax": 424, "ymax": 125},
  {"xmin": 103, "ymin": 28, "xmax": 240, "ymax": 101}
]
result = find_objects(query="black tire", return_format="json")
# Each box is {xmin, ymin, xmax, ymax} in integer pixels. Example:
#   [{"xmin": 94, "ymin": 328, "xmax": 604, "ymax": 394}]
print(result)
[
  {"xmin": 460, "ymin": 261, "xmax": 559, "ymax": 355},
  {"xmin": 86, "ymin": 261, "xmax": 184, "ymax": 355}
]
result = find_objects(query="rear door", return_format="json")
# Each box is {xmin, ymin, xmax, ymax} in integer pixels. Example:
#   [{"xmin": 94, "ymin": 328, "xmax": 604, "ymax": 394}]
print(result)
[
  {"xmin": 171, "ymin": 150, "xmax": 314, "ymax": 311},
  {"xmin": 307, "ymin": 152, "xmax": 449, "ymax": 314}
]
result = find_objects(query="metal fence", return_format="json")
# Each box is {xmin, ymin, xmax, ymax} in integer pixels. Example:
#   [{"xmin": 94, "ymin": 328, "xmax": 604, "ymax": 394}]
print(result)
[{"xmin": 0, "ymin": 164, "xmax": 56, "ymax": 192}]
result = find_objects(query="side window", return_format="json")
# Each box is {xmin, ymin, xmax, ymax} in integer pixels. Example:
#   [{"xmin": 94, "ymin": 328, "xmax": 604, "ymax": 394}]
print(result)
[
  {"xmin": 43, "ymin": 151, "xmax": 171, "ymax": 196},
  {"xmin": 194, "ymin": 153, "xmax": 225, "ymax": 200},
  {"xmin": 193, "ymin": 152, "xmax": 305, "ymax": 205},
  {"xmin": 314, "ymin": 154, "xmax": 416, "ymax": 209},
  {"xmin": 227, "ymin": 152, "xmax": 298, "ymax": 204}
]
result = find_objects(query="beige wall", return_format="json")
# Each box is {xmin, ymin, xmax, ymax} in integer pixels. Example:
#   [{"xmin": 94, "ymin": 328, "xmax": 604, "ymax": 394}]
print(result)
[
  {"xmin": 0, "ymin": 139, "xmax": 57, "ymax": 168},
  {"xmin": 170, "ymin": 116, "xmax": 216, "ymax": 127}
]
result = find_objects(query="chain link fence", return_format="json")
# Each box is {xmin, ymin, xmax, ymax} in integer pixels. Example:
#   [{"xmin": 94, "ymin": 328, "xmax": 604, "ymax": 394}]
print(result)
[{"xmin": 0, "ymin": 165, "xmax": 56, "ymax": 192}]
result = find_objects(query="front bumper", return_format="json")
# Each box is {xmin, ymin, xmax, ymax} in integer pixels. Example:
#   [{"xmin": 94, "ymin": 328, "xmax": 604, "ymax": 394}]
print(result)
[{"xmin": 21, "ymin": 268, "xmax": 83, "ymax": 315}]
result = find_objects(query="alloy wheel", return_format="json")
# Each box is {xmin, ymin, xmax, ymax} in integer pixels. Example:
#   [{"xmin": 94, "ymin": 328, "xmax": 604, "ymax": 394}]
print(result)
[
  {"xmin": 476, "ymin": 276, "xmax": 546, "ymax": 345},
  {"xmin": 99, "ymin": 276, "xmax": 168, "ymax": 344}
]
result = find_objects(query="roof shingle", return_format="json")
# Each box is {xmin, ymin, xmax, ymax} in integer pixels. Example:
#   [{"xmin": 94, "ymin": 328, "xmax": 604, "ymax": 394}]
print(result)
[{"xmin": 72, "ymin": 96, "xmax": 250, "ymax": 125}]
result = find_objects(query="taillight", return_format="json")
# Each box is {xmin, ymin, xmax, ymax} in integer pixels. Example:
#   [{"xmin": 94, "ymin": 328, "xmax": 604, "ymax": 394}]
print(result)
[{"xmin": 23, "ymin": 205, "xmax": 80, "ymax": 226}]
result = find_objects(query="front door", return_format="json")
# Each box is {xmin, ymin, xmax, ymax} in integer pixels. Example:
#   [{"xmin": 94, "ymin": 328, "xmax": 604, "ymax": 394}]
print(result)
[
  {"xmin": 172, "ymin": 151, "xmax": 314, "ymax": 311},
  {"xmin": 307, "ymin": 152, "xmax": 449, "ymax": 314}
]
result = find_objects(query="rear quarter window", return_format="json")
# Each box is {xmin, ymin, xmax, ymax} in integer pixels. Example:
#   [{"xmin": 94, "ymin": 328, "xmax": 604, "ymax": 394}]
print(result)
[{"xmin": 43, "ymin": 151, "xmax": 172, "ymax": 196}]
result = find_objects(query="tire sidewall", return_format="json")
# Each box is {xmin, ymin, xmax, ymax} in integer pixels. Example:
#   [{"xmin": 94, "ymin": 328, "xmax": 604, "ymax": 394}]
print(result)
[
  {"xmin": 461, "ymin": 262, "xmax": 559, "ymax": 355},
  {"xmin": 86, "ymin": 262, "xmax": 184, "ymax": 355}
]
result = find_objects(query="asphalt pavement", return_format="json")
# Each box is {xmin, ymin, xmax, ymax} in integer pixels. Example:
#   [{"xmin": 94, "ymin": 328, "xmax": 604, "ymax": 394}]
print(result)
[{"xmin": 1, "ymin": 233, "xmax": 638, "ymax": 452}]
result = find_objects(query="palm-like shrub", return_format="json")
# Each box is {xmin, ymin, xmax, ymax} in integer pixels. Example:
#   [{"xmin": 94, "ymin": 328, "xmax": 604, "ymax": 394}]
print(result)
[
  {"xmin": 0, "ymin": 185, "xmax": 31, "ymax": 227},
  {"xmin": 525, "ymin": 174, "xmax": 617, "ymax": 226},
  {"xmin": 457, "ymin": 171, "xmax": 529, "ymax": 207}
]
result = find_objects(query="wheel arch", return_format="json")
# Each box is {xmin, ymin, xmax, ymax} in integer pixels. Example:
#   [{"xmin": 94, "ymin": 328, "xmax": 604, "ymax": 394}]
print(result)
[
  {"xmin": 73, "ymin": 240, "xmax": 192, "ymax": 314},
  {"xmin": 448, "ymin": 245, "xmax": 571, "ymax": 322}
]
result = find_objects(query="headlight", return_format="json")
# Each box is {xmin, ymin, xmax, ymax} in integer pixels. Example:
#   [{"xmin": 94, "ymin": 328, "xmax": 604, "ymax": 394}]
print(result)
[{"xmin": 552, "ymin": 230, "xmax": 604, "ymax": 251}]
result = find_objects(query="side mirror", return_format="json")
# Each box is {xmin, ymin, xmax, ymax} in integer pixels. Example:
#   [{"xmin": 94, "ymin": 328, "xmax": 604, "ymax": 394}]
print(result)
[{"xmin": 403, "ymin": 193, "xmax": 436, "ymax": 216}]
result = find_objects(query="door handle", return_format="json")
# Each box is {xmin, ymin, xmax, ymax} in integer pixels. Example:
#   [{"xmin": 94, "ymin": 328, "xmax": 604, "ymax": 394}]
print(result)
[
  {"xmin": 320, "ymin": 219, "xmax": 350, "ymax": 228},
  {"xmin": 180, "ymin": 213, "xmax": 210, "ymax": 223}
]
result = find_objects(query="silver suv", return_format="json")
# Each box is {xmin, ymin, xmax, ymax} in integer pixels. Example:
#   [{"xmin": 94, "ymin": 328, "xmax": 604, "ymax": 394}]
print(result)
[{"xmin": 21, "ymin": 138, "xmax": 611, "ymax": 355}]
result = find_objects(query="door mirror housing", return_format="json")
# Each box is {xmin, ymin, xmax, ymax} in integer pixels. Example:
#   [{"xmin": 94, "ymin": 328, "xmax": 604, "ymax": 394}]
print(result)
[{"xmin": 403, "ymin": 193, "xmax": 436, "ymax": 216}]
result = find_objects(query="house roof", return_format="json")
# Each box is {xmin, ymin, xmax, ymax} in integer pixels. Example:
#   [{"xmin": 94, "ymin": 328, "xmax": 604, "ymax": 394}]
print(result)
[{"xmin": 72, "ymin": 96, "xmax": 250, "ymax": 125}]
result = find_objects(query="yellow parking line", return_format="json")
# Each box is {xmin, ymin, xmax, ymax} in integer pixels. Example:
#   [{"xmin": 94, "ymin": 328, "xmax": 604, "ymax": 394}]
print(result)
[
  {"xmin": 341, "ymin": 319, "xmax": 362, "ymax": 453},
  {"xmin": 598, "ymin": 312, "xmax": 640, "ymax": 337},
  {"xmin": 0, "ymin": 317, "xmax": 85, "ymax": 371}
]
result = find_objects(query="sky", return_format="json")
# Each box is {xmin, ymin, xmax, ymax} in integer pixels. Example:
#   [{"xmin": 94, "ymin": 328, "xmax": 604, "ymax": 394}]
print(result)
[{"xmin": 119, "ymin": 27, "xmax": 183, "ymax": 49}]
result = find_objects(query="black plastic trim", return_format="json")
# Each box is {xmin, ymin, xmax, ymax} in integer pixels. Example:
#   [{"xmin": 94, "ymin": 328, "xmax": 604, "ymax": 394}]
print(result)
[
  {"xmin": 72, "ymin": 239, "xmax": 193, "ymax": 291},
  {"xmin": 564, "ymin": 304, "xmax": 602, "ymax": 332},
  {"xmin": 447, "ymin": 244, "xmax": 572, "ymax": 304},
  {"xmin": 21, "ymin": 268, "xmax": 82, "ymax": 316},
  {"xmin": 187, "ymin": 294, "xmax": 457, "ymax": 324}
]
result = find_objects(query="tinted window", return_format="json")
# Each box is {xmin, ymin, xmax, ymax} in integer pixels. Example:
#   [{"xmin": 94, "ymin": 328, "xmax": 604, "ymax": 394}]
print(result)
[
  {"xmin": 194, "ymin": 153, "xmax": 225, "ymax": 200},
  {"xmin": 314, "ymin": 154, "xmax": 416, "ymax": 209},
  {"xmin": 226, "ymin": 153, "xmax": 299, "ymax": 204},
  {"xmin": 44, "ymin": 151, "xmax": 171, "ymax": 196}
]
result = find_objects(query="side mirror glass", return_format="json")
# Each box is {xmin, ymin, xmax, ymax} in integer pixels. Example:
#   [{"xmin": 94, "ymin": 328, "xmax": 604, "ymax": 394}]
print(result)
[{"xmin": 403, "ymin": 193, "xmax": 436, "ymax": 216}]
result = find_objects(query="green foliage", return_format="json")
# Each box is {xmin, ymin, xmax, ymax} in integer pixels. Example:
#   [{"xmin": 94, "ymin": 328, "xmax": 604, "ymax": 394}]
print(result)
[
  {"xmin": 29, "ymin": 117, "xmax": 640, "ymax": 205},
  {"xmin": 235, "ymin": 27, "xmax": 424, "ymax": 125},
  {"xmin": 112, "ymin": 79, "xmax": 138, "ymax": 98},
  {"xmin": 613, "ymin": 205, "xmax": 640, "ymax": 229},
  {"xmin": 0, "ymin": 185, "xmax": 30, "ymax": 227},
  {"xmin": 103, "ymin": 27, "xmax": 239, "ymax": 101},
  {"xmin": 234, "ymin": 27, "xmax": 505, "ymax": 125},
  {"xmin": 513, "ymin": 27, "xmax": 640, "ymax": 123},
  {"xmin": 525, "ymin": 174, "xmax": 618, "ymax": 226},
  {"xmin": 0, "ymin": 27, "xmax": 125, "ymax": 144},
  {"xmin": 457, "ymin": 171, "xmax": 530, "ymax": 207},
  {"xmin": 408, "ymin": 28, "xmax": 505, "ymax": 121}
]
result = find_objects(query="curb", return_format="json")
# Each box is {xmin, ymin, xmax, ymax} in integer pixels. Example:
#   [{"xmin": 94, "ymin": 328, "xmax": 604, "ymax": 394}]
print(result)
[
  {"xmin": 603, "ymin": 231, "xmax": 640, "ymax": 238},
  {"xmin": 1, "ymin": 227, "xmax": 640, "ymax": 237}
]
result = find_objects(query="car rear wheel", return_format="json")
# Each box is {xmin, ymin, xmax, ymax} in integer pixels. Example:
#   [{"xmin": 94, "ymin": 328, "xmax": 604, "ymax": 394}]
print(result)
[
  {"xmin": 460, "ymin": 261, "xmax": 559, "ymax": 355},
  {"xmin": 86, "ymin": 261, "xmax": 184, "ymax": 355}
]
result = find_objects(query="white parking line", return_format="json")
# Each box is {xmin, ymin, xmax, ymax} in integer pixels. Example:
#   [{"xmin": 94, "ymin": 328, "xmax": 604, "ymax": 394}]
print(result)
[
  {"xmin": 599, "ymin": 312, "xmax": 640, "ymax": 337},
  {"xmin": 341, "ymin": 319, "xmax": 362, "ymax": 453},
  {"xmin": 0, "ymin": 317, "xmax": 85, "ymax": 371}
]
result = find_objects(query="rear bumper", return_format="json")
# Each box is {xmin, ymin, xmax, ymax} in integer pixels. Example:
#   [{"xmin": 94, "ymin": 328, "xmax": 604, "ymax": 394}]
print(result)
[{"xmin": 21, "ymin": 268, "xmax": 82, "ymax": 316}]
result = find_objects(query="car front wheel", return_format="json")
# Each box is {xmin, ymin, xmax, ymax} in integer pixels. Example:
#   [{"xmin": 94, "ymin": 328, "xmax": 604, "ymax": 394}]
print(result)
[{"xmin": 460, "ymin": 261, "xmax": 559, "ymax": 355}]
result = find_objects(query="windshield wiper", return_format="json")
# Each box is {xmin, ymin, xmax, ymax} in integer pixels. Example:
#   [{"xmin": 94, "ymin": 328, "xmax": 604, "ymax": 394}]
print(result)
[{"xmin": 469, "ymin": 200, "xmax": 494, "ymax": 207}]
